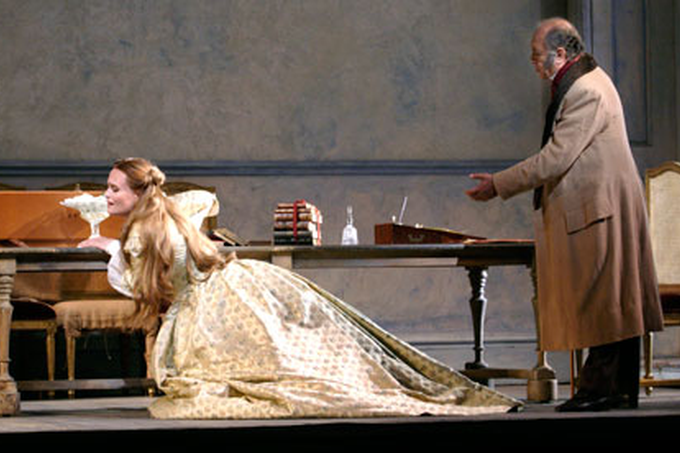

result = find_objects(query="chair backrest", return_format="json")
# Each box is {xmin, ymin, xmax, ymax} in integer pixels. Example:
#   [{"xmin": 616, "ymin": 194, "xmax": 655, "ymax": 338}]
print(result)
[
  {"xmin": 162, "ymin": 181, "xmax": 215, "ymax": 196},
  {"xmin": 646, "ymin": 161, "xmax": 680, "ymax": 289}
]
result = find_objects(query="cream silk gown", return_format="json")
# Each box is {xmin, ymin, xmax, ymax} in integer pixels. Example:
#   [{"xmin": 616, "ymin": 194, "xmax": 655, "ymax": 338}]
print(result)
[{"xmin": 105, "ymin": 193, "xmax": 520, "ymax": 419}]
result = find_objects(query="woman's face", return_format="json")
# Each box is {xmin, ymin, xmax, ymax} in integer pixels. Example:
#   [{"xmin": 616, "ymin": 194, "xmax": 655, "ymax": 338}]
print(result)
[{"xmin": 105, "ymin": 168, "xmax": 139, "ymax": 216}]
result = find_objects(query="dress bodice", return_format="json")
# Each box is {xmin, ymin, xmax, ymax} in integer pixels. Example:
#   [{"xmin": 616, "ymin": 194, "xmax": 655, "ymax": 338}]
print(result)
[{"xmin": 106, "ymin": 220, "xmax": 192, "ymax": 301}]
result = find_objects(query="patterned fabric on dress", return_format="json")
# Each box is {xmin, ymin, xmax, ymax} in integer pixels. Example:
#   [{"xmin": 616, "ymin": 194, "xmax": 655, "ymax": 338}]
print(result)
[{"xmin": 108, "ymin": 221, "xmax": 520, "ymax": 419}]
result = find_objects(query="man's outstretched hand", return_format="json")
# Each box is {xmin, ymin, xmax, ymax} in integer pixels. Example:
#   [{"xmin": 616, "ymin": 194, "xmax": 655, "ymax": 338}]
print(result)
[{"xmin": 465, "ymin": 173, "xmax": 498, "ymax": 201}]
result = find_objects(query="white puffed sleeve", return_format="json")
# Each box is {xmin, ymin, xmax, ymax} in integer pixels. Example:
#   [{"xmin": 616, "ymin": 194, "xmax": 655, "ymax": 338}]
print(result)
[
  {"xmin": 105, "ymin": 233, "xmax": 143, "ymax": 299},
  {"xmin": 106, "ymin": 240, "xmax": 132, "ymax": 298}
]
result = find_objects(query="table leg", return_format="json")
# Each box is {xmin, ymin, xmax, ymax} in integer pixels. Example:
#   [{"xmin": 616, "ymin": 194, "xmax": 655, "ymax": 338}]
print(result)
[
  {"xmin": 271, "ymin": 251, "xmax": 293, "ymax": 269},
  {"xmin": 464, "ymin": 266, "xmax": 489, "ymax": 374},
  {"xmin": 527, "ymin": 260, "xmax": 557, "ymax": 402},
  {"xmin": 0, "ymin": 259, "xmax": 19, "ymax": 415},
  {"xmin": 462, "ymin": 262, "xmax": 557, "ymax": 402}
]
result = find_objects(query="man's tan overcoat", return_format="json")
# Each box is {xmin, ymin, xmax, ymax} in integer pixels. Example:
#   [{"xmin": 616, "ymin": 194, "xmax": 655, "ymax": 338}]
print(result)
[{"xmin": 493, "ymin": 67, "xmax": 663, "ymax": 351}]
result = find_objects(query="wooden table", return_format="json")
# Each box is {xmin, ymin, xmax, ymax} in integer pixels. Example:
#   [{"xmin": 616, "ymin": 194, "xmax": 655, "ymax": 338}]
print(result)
[{"xmin": 0, "ymin": 243, "xmax": 556, "ymax": 416}]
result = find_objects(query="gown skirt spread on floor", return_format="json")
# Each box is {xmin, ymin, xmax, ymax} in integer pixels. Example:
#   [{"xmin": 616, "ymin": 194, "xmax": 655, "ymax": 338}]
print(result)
[{"xmin": 108, "ymin": 221, "xmax": 520, "ymax": 419}]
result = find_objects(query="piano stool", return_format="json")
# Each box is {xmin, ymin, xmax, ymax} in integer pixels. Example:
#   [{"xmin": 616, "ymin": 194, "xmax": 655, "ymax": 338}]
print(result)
[
  {"xmin": 53, "ymin": 298, "xmax": 160, "ymax": 398},
  {"xmin": 10, "ymin": 299, "xmax": 57, "ymax": 397}
]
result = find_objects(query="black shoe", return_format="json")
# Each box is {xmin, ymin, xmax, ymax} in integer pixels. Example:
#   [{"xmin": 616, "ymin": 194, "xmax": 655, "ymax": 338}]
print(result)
[
  {"xmin": 555, "ymin": 392, "xmax": 595, "ymax": 412},
  {"xmin": 555, "ymin": 393, "xmax": 637, "ymax": 412},
  {"xmin": 555, "ymin": 395, "xmax": 610, "ymax": 412}
]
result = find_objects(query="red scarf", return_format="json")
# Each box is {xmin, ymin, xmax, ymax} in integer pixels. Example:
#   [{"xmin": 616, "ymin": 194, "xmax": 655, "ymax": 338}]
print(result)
[{"xmin": 551, "ymin": 55, "xmax": 581, "ymax": 98}]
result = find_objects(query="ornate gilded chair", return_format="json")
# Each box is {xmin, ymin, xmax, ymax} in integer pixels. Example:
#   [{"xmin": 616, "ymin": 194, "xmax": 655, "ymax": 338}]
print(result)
[{"xmin": 641, "ymin": 162, "xmax": 680, "ymax": 391}]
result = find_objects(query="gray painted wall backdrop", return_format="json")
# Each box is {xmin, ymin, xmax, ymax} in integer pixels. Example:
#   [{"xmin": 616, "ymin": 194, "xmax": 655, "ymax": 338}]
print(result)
[
  {"xmin": 0, "ymin": 0, "xmax": 543, "ymax": 162},
  {"xmin": 1, "ymin": 0, "xmax": 678, "ymax": 378}
]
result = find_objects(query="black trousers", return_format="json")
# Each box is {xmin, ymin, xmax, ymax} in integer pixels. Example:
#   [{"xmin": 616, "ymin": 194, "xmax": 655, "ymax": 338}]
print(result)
[{"xmin": 577, "ymin": 336, "xmax": 641, "ymax": 398}]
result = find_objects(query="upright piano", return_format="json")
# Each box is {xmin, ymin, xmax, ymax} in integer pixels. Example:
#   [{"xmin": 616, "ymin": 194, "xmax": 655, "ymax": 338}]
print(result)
[{"xmin": 0, "ymin": 190, "xmax": 124, "ymax": 301}]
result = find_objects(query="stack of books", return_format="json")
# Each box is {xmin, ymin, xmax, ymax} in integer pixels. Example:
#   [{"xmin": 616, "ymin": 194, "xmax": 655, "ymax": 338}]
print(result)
[{"xmin": 273, "ymin": 200, "xmax": 323, "ymax": 245}]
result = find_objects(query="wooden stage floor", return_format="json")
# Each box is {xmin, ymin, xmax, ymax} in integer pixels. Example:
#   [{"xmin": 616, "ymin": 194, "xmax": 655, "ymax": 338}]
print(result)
[{"xmin": 2, "ymin": 385, "xmax": 680, "ymax": 448}]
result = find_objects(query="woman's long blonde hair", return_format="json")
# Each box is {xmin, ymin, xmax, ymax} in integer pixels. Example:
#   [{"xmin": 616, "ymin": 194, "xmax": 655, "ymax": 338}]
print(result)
[{"xmin": 114, "ymin": 158, "xmax": 227, "ymax": 318}]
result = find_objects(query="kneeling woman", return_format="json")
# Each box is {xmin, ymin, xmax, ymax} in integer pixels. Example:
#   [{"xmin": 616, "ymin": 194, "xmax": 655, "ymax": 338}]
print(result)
[{"xmin": 80, "ymin": 157, "xmax": 520, "ymax": 419}]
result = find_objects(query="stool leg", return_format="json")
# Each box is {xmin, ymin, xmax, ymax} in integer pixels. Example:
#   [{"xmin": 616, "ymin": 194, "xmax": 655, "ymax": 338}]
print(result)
[
  {"xmin": 46, "ymin": 324, "xmax": 56, "ymax": 398},
  {"xmin": 643, "ymin": 332, "xmax": 654, "ymax": 395},
  {"xmin": 145, "ymin": 333, "xmax": 156, "ymax": 397},
  {"xmin": 570, "ymin": 350, "xmax": 575, "ymax": 397},
  {"xmin": 66, "ymin": 334, "xmax": 76, "ymax": 399}
]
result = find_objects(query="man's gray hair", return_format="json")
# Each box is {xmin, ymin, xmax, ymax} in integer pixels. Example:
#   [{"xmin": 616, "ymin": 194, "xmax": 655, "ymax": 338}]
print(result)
[{"xmin": 544, "ymin": 22, "xmax": 585, "ymax": 59}]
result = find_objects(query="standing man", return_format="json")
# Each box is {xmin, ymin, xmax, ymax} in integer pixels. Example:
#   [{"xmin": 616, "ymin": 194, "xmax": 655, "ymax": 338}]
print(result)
[{"xmin": 466, "ymin": 18, "xmax": 663, "ymax": 412}]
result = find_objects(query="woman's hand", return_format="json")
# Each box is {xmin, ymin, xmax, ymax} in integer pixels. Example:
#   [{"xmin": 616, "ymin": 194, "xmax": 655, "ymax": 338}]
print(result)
[{"xmin": 77, "ymin": 236, "xmax": 115, "ymax": 251}]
